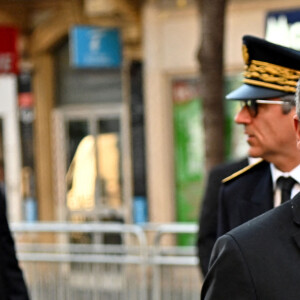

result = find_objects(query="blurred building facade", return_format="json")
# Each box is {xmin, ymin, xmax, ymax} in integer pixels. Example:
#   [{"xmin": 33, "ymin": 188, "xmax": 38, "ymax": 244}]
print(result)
[{"xmin": 0, "ymin": 0, "xmax": 299, "ymax": 225}]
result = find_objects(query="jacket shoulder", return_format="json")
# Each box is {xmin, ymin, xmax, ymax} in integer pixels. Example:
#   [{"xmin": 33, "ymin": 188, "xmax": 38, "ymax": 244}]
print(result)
[
  {"xmin": 222, "ymin": 158, "xmax": 264, "ymax": 183},
  {"xmin": 229, "ymin": 197, "xmax": 293, "ymax": 241},
  {"xmin": 211, "ymin": 157, "xmax": 248, "ymax": 174}
]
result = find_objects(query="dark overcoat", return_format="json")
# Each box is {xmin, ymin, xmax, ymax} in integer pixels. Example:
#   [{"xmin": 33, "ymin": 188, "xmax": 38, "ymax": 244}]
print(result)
[
  {"xmin": 0, "ymin": 190, "xmax": 29, "ymax": 300},
  {"xmin": 197, "ymin": 157, "xmax": 248, "ymax": 276},
  {"xmin": 201, "ymin": 192, "xmax": 300, "ymax": 300}
]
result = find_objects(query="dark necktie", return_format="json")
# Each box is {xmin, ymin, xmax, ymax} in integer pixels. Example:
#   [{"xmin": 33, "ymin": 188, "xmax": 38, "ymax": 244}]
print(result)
[{"xmin": 276, "ymin": 176, "xmax": 297, "ymax": 204}]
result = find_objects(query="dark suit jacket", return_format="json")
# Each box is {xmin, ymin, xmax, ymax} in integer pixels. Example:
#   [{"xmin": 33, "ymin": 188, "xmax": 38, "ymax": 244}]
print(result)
[
  {"xmin": 0, "ymin": 190, "xmax": 30, "ymax": 300},
  {"xmin": 201, "ymin": 192, "xmax": 300, "ymax": 300},
  {"xmin": 196, "ymin": 157, "xmax": 248, "ymax": 276},
  {"xmin": 217, "ymin": 159, "xmax": 273, "ymax": 237}
]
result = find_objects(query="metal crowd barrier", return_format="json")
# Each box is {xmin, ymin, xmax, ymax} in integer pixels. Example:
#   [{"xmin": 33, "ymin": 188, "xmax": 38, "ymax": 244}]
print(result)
[
  {"xmin": 150, "ymin": 223, "xmax": 201, "ymax": 300},
  {"xmin": 10, "ymin": 222, "xmax": 202, "ymax": 300}
]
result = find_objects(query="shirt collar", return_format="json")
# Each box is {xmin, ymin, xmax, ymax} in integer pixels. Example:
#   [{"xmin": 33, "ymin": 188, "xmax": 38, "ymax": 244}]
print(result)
[{"xmin": 270, "ymin": 163, "xmax": 300, "ymax": 190}]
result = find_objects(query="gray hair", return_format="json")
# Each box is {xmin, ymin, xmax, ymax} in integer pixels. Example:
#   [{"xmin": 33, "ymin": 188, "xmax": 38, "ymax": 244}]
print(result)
[
  {"xmin": 296, "ymin": 79, "xmax": 300, "ymax": 119},
  {"xmin": 280, "ymin": 94, "xmax": 295, "ymax": 115}
]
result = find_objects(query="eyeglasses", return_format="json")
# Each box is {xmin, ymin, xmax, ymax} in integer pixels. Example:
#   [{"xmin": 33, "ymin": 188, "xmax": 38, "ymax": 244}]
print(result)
[{"xmin": 239, "ymin": 99, "xmax": 291, "ymax": 117}]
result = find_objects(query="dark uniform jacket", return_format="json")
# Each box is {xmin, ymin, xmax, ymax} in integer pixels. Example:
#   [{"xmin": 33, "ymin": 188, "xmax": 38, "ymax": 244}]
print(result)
[
  {"xmin": 0, "ymin": 190, "xmax": 30, "ymax": 300},
  {"xmin": 201, "ymin": 192, "xmax": 300, "ymax": 300},
  {"xmin": 217, "ymin": 159, "xmax": 273, "ymax": 237},
  {"xmin": 196, "ymin": 157, "xmax": 248, "ymax": 276}
]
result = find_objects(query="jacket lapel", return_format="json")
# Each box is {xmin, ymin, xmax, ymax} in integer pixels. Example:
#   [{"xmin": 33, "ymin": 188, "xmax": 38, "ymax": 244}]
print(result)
[
  {"xmin": 238, "ymin": 164, "xmax": 273, "ymax": 220},
  {"xmin": 250, "ymin": 169, "xmax": 273, "ymax": 207},
  {"xmin": 291, "ymin": 193, "xmax": 300, "ymax": 250}
]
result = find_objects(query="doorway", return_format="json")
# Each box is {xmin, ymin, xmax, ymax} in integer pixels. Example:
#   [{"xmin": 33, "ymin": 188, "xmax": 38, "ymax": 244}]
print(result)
[{"xmin": 52, "ymin": 103, "xmax": 132, "ymax": 224}]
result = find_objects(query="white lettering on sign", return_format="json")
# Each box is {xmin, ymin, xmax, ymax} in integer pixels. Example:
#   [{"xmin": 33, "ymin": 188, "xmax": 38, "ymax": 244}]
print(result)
[
  {"xmin": 0, "ymin": 53, "xmax": 12, "ymax": 72},
  {"xmin": 266, "ymin": 15, "xmax": 300, "ymax": 50},
  {"xmin": 89, "ymin": 32, "xmax": 102, "ymax": 52}
]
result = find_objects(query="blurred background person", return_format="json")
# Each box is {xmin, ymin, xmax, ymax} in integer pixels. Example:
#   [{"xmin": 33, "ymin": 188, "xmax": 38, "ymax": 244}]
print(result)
[
  {"xmin": 0, "ymin": 160, "xmax": 30, "ymax": 299},
  {"xmin": 196, "ymin": 156, "xmax": 248, "ymax": 276}
]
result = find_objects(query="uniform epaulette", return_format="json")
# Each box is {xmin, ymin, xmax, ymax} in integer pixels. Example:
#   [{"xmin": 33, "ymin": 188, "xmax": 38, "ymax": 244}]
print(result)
[{"xmin": 222, "ymin": 158, "xmax": 264, "ymax": 183}]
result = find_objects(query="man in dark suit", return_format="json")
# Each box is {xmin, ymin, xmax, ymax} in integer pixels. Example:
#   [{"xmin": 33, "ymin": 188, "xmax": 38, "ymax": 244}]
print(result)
[
  {"xmin": 196, "ymin": 157, "xmax": 248, "ymax": 276},
  {"xmin": 0, "ymin": 188, "xmax": 30, "ymax": 300},
  {"xmin": 201, "ymin": 36, "xmax": 300, "ymax": 299},
  {"xmin": 216, "ymin": 35, "xmax": 300, "ymax": 237},
  {"xmin": 202, "ymin": 193, "xmax": 300, "ymax": 299}
]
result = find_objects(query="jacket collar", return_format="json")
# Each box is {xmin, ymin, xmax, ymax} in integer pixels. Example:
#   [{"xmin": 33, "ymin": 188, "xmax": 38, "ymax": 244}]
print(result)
[
  {"xmin": 290, "ymin": 194, "xmax": 300, "ymax": 250},
  {"xmin": 292, "ymin": 193, "xmax": 300, "ymax": 225}
]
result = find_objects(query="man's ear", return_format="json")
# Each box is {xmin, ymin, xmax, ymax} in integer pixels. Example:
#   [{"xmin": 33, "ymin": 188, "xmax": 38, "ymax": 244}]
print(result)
[{"xmin": 293, "ymin": 115, "xmax": 300, "ymax": 148}]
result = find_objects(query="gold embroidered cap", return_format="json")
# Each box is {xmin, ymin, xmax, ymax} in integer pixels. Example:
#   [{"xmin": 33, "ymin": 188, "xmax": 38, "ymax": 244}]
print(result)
[{"xmin": 226, "ymin": 35, "xmax": 300, "ymax": 100}]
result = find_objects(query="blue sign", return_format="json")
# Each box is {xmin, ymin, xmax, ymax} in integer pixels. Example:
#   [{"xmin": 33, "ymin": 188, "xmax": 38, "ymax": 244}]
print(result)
[
  {"xmin": 133, "ymin": 196, "xmax": 148, "ymax": 224},
  {"xmin": 267, "ymin": 9, "xmax": 300, "ymax": 24},
  {"xmin": 70, "ymin": 26, "xmax": 122, "ymax": 68},
  {"xmin": 265, "ymin": 9, "xmax": 300, "ymax": 50}
]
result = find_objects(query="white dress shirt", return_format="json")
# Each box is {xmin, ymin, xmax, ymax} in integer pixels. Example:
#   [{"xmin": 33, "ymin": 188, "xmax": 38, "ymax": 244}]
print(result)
[{"xmin": 270, "ymin": 163, "xmax": 300, "ymax": 207}]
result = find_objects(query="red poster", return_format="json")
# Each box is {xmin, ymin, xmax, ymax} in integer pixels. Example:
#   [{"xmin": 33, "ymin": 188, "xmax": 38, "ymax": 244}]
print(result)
[{"xmin": 0, "ymin": 27, "xmax": 19, "ymax": 74}]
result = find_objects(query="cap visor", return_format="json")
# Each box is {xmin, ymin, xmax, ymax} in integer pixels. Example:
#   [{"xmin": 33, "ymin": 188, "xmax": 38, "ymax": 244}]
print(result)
[{"xmin": 226, "ymin": 84, "xmax": 288, "ymax": 100}]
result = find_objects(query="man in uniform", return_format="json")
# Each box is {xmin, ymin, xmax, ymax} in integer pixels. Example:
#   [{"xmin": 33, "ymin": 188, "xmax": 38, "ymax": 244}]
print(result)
[
  {"xmin": 201, "ymin": 35, "xmax": 300, "ymax": 299},
  {"xmin": 201, "ymin": 78, "xmax": 300, "ymax": 300},
  {"xmin": 217, "ymin": 35, "xmax": 300, "ymax": 237}
]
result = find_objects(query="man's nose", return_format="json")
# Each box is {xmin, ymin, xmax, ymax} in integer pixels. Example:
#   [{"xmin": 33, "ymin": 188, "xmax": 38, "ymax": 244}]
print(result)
[{"xmin": 234, "ymin": 106, "xmax": 252, "ymax": 124}]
